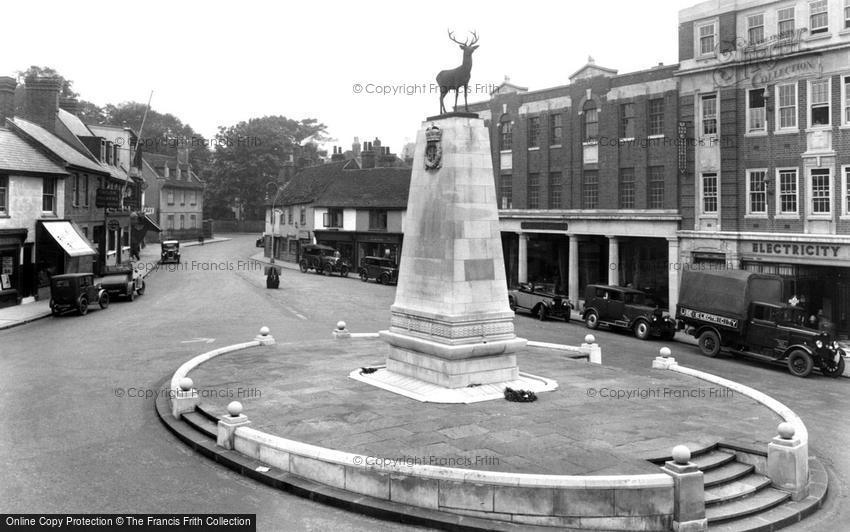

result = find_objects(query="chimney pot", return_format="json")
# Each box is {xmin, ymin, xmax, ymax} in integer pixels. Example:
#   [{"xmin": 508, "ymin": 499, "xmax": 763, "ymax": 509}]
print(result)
[{"xmin": 0, "ymin": 76, "xmax": 16, "ymax": 124}]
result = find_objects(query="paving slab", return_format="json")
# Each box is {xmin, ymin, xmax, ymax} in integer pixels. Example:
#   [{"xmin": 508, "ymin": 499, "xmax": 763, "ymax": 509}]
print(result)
[{"xmin": 187, "ymin": 338, "xmax": 784, "ymax": 476}]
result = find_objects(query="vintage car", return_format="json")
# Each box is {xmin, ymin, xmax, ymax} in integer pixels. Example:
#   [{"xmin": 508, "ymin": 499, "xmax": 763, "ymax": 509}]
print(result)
[
  {"xmin": 49, "ymin": 273, "xmax": 109, "ymax": 316},
  {"xmin": 299, "ymin": 244, "xmax": 351, "ymax": 277},
  {"xmin": 508, "ymin": 283, "xmax": 573, "ymax": 321},
  {"xmin": 161, "ymin": 240, "xmax": 181, "ymax": 264},
  {"xmin": 358, "ymin": 256, "xmax": 399, "ymax": 284},
  {"xmin": 582, "ymin": 284, "xmax": 676, "ymax": 340},
  {"xmin": 100, "ymin": 265, "xmax": 145, "ymax": 301}
]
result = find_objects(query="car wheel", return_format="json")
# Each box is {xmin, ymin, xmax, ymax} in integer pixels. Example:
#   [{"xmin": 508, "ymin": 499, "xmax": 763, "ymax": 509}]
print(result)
[
  {"xmin": 78, "ymin": 296, "xmax": 89, "ymax": 316},
  {"xmin": 359, "ymin": 270, "xmax": 369, "ymax": 282},
  {"xmin": 787, "ymin": 349, "xmax": 813, "ymax": 378},
  {"xmin": 584, "ymin": 310, "xmax": 599, "ymax": 329},
  {"xmin": 634, "ymin": 320, "xmax": 650, "ymax": 340},
  {"xmin": 535, "ymin": 304, "xmax": 548, "ymax": 321},
  {"xmin": 99, "ymin": 292, "xmax": 110, "ymax": 309},
  {"xmin": 508, "ymin": 296, "xmax": 517, "ymax": 311},
  {"xmin": 323, "ymin": 264, "xmax": 333, "ymax": 276},
  {"xmin": 821, "ymin": 353, "xmax": 845, "ymax": 378},
  {"xmin": 300, "ymin": 261, "xmax": 309, "ymax": 273},
  {"xmin": 698, "ymin": 330, "xmax": 721, "ymax": 357},
  {"xmin": 340, "ymin": 265, "xmax": 350, "ymax": 277},
  {"xmin": 137, "ymin": 280, "xmax": 145, "ymax": 296},
  {"xmin": 380, "ymin": 272, "xmax": 390, "ymax": 285}
]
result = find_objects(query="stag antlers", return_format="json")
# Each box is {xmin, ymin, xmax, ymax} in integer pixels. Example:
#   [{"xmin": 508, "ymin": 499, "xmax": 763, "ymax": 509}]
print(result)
[{"xmin": 447, "ymin": 29, "xmax": 479, "ymax": 48}]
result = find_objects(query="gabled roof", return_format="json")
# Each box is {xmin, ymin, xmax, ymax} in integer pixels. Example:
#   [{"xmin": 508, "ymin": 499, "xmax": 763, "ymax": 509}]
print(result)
[
  {"xmin": 10, "ymin": 117, "xmax": 108, "ymax": 175},
  {"xmin": 141, "ymin": 153, "xmax": 204, "ymax": 189},
  {"xmin": 569, "ymin": 58, "xmax": 618, "ymax": 82},
  {"xmin": 58, "ymin": 108, "xmax": 94, "ymax": 138},
  {"xmin": 277, "ymin": 160, "xmax": 354, "ymax": 207},
  {"xmin": 313, "ymin": 167, "xmax": 411, "ymax": 209},
  {"xmin": 0, "ymin": 126, "xmax": 68, "ymax": 176}
]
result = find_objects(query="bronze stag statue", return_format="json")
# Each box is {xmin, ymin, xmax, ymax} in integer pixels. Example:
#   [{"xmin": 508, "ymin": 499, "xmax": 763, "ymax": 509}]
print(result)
[{"xmin": 436, "ymin": 30, "xmax": 479, "ymax": 115}]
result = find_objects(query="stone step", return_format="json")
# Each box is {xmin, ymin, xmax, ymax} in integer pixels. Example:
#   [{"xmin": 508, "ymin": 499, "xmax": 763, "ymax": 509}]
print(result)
[
  {"xmin": 704, "ymin": 461, "xmax": 754, "ymax": 488},
  {"xmin": 705, "ymin": 473, "xmax": 772, "ymax": 506},
  {"xmin": 181, "ymin": 411, "xmax": 218, "ymax": 439},
  {"xmin": 691, "ymin": 449, "xmax": 735, "ymax": 472},
  {"xmin": 705, "ymin": 487, "xmax": 790, "ymax": 523}
]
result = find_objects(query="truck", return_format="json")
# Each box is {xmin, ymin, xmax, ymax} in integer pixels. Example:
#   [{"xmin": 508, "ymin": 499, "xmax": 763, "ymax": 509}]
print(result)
[{"xmin": 676, "ymin": 269, "xmax": 845, "ymax": 378}]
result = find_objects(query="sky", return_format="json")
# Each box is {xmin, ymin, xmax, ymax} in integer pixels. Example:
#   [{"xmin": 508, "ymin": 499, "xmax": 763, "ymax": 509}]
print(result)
[{"xmin": 2, "ymin": 0, "xmax": 689, "ymax": 155}]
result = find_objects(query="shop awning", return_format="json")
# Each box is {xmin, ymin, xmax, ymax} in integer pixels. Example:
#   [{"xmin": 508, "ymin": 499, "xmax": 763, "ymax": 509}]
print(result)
[
  {"xmin": 41, "ymin": 221, "xmax": 97, "ymax": 257},
  {"xmin": 142, "ymin": 215, "xmax": 162, "ymax": 232}
]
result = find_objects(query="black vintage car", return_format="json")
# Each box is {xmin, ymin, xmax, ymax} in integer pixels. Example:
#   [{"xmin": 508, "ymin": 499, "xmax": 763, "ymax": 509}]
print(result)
[
  {"xmin": 100, "ymin": 265, "xmax": 145, "ymax": 301},
  {"xmin": 508, "ymin": 283, "xmax": 573, "ymax": 321},
  {"xmin": 49, "ymin": 273, "xmax": 109, "ymax": 316},
  {"xmin": 299, "ymin": 244, "xmax": 350, "ymax": 277},
  {"xmin": 582, "ymin": 284, "xmax": 676, "ymax": 340},
  {"xmin": 358, "ymin": 256, "xmax": 399, "ymax": 284},
  {"xmin": 161, "ymin": 240, "xmax": 181, "ymax": 264}
]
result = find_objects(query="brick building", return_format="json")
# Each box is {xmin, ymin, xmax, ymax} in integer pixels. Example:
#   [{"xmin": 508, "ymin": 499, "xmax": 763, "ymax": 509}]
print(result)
[
  {"xmin": 677, "ymin": 0, "xmax": 850, "ymax": 336},
  {"xmin": 467, "ymin": 61, "xmax": 682, "ymax": 310}
]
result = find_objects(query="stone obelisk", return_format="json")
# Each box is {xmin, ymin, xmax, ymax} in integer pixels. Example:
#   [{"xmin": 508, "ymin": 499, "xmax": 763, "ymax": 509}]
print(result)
[{"xmin": 380, "ymin": 113, "xmax": 526, "ymax": 388}]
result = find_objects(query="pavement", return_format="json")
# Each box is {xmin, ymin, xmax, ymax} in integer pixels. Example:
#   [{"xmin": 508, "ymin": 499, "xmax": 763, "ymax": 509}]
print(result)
[
  {"xmin": 188, "ymin": 337, "xmax": 784, "ymax": 476},
  {"xmin": 0, "ymin": 236, "xmax": 230, "ymax": 330}
]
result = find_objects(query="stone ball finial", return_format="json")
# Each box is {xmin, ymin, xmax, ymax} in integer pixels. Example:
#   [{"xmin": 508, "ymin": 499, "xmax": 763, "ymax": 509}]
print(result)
[
  {"xmin": 227, "ymin": 401, "xmax": 243, "ymax": 417},
  {"xmin": 672, "ymin": 445, "xmax": 691, "ymax": 465},
  {"xmin": 778, "ymin": 422, "xmax": 795, "ymax": 439},
  {"xmin": 337, "ymin": 321, "xmax": 347, "ymax": 330},
  {"xmin": 584, "ymin": 334, "xmax": 596, "ymax": 344},
  {"xmin": 178, "ymin": 377, "xmax": 193, "ymax": 391},
  {"xmin": 660, "ymin": 347, "xmax": 672, "ymax": 357},
  {"xmin": 259, "ymin": 326, "xmax": 270, "ymax": 337}
]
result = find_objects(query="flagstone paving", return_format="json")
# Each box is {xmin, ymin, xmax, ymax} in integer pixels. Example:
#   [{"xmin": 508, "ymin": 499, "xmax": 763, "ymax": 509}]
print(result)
[{"xmin": 188, "ymin": 338, "xmax": 783, "ymax": 476}]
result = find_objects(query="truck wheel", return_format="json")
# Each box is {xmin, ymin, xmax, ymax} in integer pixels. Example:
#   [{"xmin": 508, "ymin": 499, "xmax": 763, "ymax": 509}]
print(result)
[
  {"xmin": 508, "ymin": 296, "xmax": 517, "ymax": 311},
  {"xmin": 821, "ymin": 354, "xmax": 845, "ymax": 378},
  {"xmin": 634, "ymin": 320, "xmax": 650, "ymax": 340},
  {"xmin": 584, "ymin": 310, "xmax": 599, "ymax": 329},
  {"xmin": 535, "ymin": 305, "xmax": 548, "ymax": 321},
  {"xmin": 787, "ymin": 350, "xmax": 813, "ymax": 378},
  {"xmin": 698, "ymin": 330, "xmax": 721, "ymax": 357},
  {"xmin": 299, "ymin": 261, "xmax": 309, "ymax": 273}
]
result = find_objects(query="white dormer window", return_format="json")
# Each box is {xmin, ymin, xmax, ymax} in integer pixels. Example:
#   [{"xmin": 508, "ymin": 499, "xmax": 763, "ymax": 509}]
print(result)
[
  {"xmin": 809, "ymin": 0, "xmax": 828, "ymax": 35},
  {"xmin": 747, "ymin": 13, "xmax": 765, "ymax": 45},
  {"xmin": 697, "ymin": 21, "xmax": 717, "ymax": 56}
]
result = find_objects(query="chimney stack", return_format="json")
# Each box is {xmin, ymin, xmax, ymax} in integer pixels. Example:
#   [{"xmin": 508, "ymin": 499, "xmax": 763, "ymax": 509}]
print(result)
[
  {"xmin": 330, "ymin": 145, "xmax": 345, "ymax": 162},
  {"xmin": 23, "ymin": 76, "xmax": 62, "ymax": 132},
  {"xmin": 59, "ymin": 96, "xmax": 81, "ymax": 116},
  {"xmin": 361, "ymin": 141, "xmax": 376, "ymax": 169},
  {"xmin": 0, "ymin": 76, "xmax": 16, "ymax": 125},
  {"xmin": 352, "ymin": 137, "xmax": 361, "ymax": 157}
]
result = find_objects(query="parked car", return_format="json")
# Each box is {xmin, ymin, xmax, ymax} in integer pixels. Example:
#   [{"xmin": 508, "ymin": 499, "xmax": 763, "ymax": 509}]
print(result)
[
  {"xmin": 299, "ymin": 244, "xmax": 351, "ymax": 277},
  {"xmin": 161, "ymin": 240, "xmax": 181, "ymax": 264},
  {"xmin": 508, "ymin": 283, "xmax": 572, "ymax": 321},
  {"xmin": 49, "ymin": 273, "xmax": 109, "ymax": 316},
  {"xmin": 582, "ymin": 284, "xmax": 676, "ymax": 340},
  {"xmin": 677, "ymin": 269, "xmax": 845, "ymax": 378},
  {"xmin": 358, "ymin": 256, "xmax": 399, "ymax": 284},
  {"xmin": 100, "ymin": 265, "xmax": 145, "ymax": 301}
]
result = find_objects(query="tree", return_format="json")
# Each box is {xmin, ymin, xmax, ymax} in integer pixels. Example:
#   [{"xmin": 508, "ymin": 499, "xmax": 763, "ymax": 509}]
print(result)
[
  {"xmin": 17, "ymin": 66, "xmax": 78, "ymax": 98},
  {"xmin": 207, "ymin": 116, "xmax": 329, "ymax": 220}
]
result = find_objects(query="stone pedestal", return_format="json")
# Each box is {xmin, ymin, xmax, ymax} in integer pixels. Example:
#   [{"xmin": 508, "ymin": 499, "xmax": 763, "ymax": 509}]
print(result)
[
  {"xmin": 662, "ymin": 458, "xmax": 707, "ymax": 532},
  {"xmin": 380, "ymin": 115, "xmax": 525, "ymax": 388},
  {"xmin": 767, "ymin": 428, "xmax": 809, "ymax": 501}
]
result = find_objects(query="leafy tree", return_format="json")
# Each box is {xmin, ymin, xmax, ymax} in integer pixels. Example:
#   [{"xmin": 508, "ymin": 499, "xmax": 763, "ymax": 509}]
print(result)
[
  {"xmin": 17, "ymin": 66, "xmax": 78, "ymax": 98},
  {"xmin": 207, "ymin": 116, "xmax": 328, "ymax": 220}
]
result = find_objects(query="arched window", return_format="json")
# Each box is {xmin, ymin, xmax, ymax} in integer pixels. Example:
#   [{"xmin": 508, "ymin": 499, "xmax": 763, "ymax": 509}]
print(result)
[
  {"xmin": 583, "ymin": 101, "xmax": 598, "ymax": 142},
  {"xmin": 499, "ymin": 116, "xmax": 513, "ymax": 150}
]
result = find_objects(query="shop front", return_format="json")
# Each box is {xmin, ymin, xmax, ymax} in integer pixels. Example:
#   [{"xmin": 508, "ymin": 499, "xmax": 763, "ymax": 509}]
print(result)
[
  {"xmin": 35, "ymin": 220, "xmax": 97, "ymax": 300},
  {"xmin": 680, "ymin": 233, "xmax": 850, "ymax": 338},
  {"xmin": 0, "ymin": 229, "xmax": 28, "ymax": 308},
  {"xmin": 315, "ymin": 230, "xmax": 403, "ymax": 269}
]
